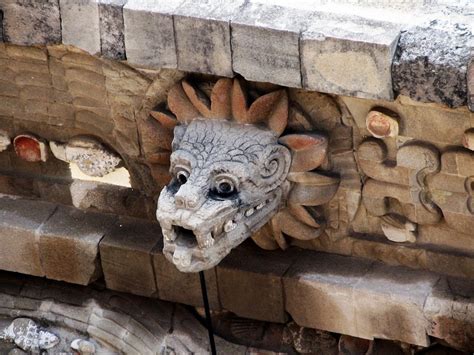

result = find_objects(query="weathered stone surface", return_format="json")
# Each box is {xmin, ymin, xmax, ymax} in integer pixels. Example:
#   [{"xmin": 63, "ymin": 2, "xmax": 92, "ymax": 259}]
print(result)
[
  {"xmin": 352, "ymin": 263, "xmax": 437, "ymax": 346},
  {"xmin": 173, "ymin": 0, "xmax": 244, "ymax": 76},
  {"xmin": 424, "ymin": 277, "xmax": 474, "ymax": 350},
  {"xmin": 301, "ymin": 16, "xmax": 400, "ymax": 100},
  {"xmin": 100, "ymin": 217, "xmax": 161, "ymax": 297},
  {"xmin": 392, "ymin": 21, "xmax": 472, "ymax": 108},
  {"xmin": 152, "ymin": 245, "xmax": 221, "ymax": 309},
  {"xmin": 284, "ymin": 252, "xmax": 373, "ymax": 339},
  {"xmin": 0, "ymin": 0, "xmax": 61, "ymax": 45},
  {"xmin": 59, "ymin": 0, "xmax": 101, "ymax": 55},
  {"xmin": 0, "ymin": 196, "xmax": 56, "ymax": 277},
  {"xmin": 231, "ymin": 2, "xmax": 307, "ymax": 88},
  {"xmin": 468, "ymin": 57, "xmax": 474, "ymax": 112},
  {"xmin": 98, "ymin": 0, "xmax": 126, "ymax": 60},
  {"xmin": 123, "ymin": 0, "xmax": 182, "ymax": 68},
  {"xmin": 217, "ymin": 242, "xmax": 297, "ymax": 323},
  {"xmin": 38, "ymin": 206, "xmax": 116, "ymax": 285}
]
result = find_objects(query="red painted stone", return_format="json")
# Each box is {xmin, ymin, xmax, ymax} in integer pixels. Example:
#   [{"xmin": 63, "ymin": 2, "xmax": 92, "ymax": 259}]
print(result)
[{"xmin": 13, "ymin": 134, "xmax": 47, "ymax": 162}]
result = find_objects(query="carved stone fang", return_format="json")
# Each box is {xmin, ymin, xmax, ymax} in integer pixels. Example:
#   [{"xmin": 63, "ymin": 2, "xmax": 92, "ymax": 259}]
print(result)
[{"xmin": 197, "ymin": 232, "xmax": 215, "ymax": 248}]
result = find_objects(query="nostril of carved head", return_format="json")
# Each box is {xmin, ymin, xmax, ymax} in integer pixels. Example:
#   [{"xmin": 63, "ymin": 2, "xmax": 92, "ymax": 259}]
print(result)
[{"xmin": 175, "ymin": 196, "xmax": 185, "ymax": 208}]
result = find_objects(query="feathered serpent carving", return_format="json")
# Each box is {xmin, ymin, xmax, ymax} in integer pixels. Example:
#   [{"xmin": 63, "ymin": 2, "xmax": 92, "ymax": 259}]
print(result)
[{"xmin": 152, "ymin": 78, "xmax": 340, "ymax": 271}]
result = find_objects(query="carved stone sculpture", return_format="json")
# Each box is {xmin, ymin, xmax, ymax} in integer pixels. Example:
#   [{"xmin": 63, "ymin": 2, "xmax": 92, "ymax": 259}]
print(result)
[
  {"xmin": 0, "ymin": 318, "xmax": 59, "ymax": 352},
  {"xmin": 50, "ymin": 136, "xmax": 122, "ymax": 177},
  {"xmin": 155, "ymin": 78, "xmax": 339, "ymax": 272}
]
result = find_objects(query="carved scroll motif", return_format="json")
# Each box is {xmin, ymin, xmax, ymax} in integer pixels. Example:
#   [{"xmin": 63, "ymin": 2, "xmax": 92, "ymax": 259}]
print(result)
[
  {"xmin": 429, "ymin": 150, "xmax": 474, "ymax": 234},
  {"xmin": 357, "ymin": 139, "xmax": 443, "ymax": 242}
]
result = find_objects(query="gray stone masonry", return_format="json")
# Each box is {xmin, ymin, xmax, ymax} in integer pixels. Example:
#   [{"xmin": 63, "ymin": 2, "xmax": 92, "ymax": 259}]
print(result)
[
  {"xmin": 1, "ymin": 0, "xmax": 472, "ymax": 107},
  {"xmin": 0, "ymin": 195, "xmax": 473, "ymax": 349},
  {"xmin": 98, "ymin": 0, "xmax": 127, "ymax": 60}
]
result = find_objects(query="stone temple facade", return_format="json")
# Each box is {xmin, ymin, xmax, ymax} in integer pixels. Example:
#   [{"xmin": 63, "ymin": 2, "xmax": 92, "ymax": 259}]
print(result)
[{"xmin": 0, "ymin": 0, "xmax": 473, "ymax": 354}]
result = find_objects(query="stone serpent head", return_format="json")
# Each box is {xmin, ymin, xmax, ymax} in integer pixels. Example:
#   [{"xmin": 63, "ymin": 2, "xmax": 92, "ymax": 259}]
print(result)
[{"xmin": 153, "ymin": 78, "xmax": 338, "ymax": 272}]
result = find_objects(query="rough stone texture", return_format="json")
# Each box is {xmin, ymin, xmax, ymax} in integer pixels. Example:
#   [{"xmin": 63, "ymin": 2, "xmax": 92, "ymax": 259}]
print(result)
[
  {"xmin": 59, "ymin": 0, "xmax": 101, "ymax": 55},
  {"xmin": 100, "ymin": 217, "xmax": 161, "ymax": 297},
  {"xmin": 231, "ymin": 2, "xmax": 307, "ymax": 88},
  {"xmin": 152, "ymin": 246, "xmax": 221, "ymax": 309},
  {"xmin": 284, "ymin": 252, "xmax": 374, "ymax": 341},
  {"xmin": 284, "ymin": 252, "xmax": 442, "ymax": 347},
  {"xmin": 38, "ymin": 205, "xmax": 116, "ymax": 285},
  {"xmin": 352, "ymin": 263, "xmax": 438, "ymax": 346},
  {"xmin": 0, "ymin": 271, "xmax": 246, "ymax": 354},
  {"xmin": 98, "ymin": 0, "xmax": 127, "ymax": 60},
  {"xmin": 173, "ymin": 0, "xmax": 244, "ymax": 76},
  {"xmin": 424, "ymin": 277, "xmax": 474, "ymax": 350},
  {"xmin": 392, "ymin": 21, "xmax": 472, "ymax": 108},
  {"xmin": 301, "ymin": 16, "xmax": 400, "ymax": 100},
  {"xmin": 0, "ymin": 195, "xmax": 56, "ymax": 277},
  {"xmin": 0, "ymin": 0, "xmax": 61, "ymax": 45},
  {"xmin": 123, "ymin": 0, "xmax": 182, "ymax": 68},
  {"xmin": 468, "ymin": 57, "xmax": 474, "ymax": 111},
  {"xmin": 217, "ymin": 242, "xmax": 298, "ymax": 323}
]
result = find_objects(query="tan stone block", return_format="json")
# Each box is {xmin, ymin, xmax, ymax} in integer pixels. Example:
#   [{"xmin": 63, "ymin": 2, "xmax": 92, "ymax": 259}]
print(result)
[
  {"xmin": 0, "ymin": 196, "xmax": 57, "ymax": 276},
  {"xmin": 152, "ymin": 246, "xmax": 220, "ymax": 309},
  {"xmin": 15, "ymin": 71, "xmax": 52, "ymax": 87},
  {"xmin": 284, "ymin": 252, "xmax": 373, "ymax": 338},
  {"xmin": 8, "ymin": 60, "xmax": 50, "ymax": 77},
  {"xmin": 39, "ymin": 206, "xmax": 116, "ymax": 285},
  {"xmin": 20, "ymin": 86, "xmax": 54, "ymax": 101},
  {"xmin": 0, "ymin": 79, "xmax": 20, "ymax": 97},
  {"xmin": 424, "ymin": 277, "xmax": 474, "ymax": 350},
  {"xmin": 75, "ymin": 109, "xmax": 114, "ymax": 134},
  {"xmin": 100, "ymin": 217, "xmax": 161, "ymax": 297},
  {"xmin": 5, "ymin": 45, "xmax": 48, "ymax": 61},
  {"xmin": 24, "ymin": 100, "xmax": 49, "ymax": 115},
  {"xmin": 217, "ymin": 242, "xmax": 299, "ymax": 323},
  {"xmin": 0, "ymin": 96, "xmax": 22, "ymax": 116},
  {"xmin": 352, "ymin": 264, "xmax": 437, "ymax": 346}
]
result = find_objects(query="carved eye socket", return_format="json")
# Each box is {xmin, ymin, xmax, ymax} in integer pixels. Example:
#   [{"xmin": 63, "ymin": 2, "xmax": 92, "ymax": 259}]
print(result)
[
  {"xmin": 214, "ymin": 177, "xmax": 236, "ymax": 198},
  {"xmin": 176, "ymin": 170, "xmax": 189, "ymax": 185}
]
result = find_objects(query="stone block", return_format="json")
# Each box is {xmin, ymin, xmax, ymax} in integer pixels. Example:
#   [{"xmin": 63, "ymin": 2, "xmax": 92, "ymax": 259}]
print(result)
[
  {"xmin": 123, "ymin": 0, "xmax": 183, "ymax": 68},
  {"xmin": 152, "ymin": 244, "xmax": 220, "ymax": 309},
  {"xmin": 283, "ymin": 252, "xmax": 374, "ymax": 339},
  {"xmin": 231, "ymin": 2, "xmax": 307, "ymax": 88},
  {"xmin": 59, "ymin": 0, "xmax": 101, "ymax": 55},
  {"xmin": 0, "ymin": 0, "xmax": 61, "ymax": 45},
  {"xmin": 424, "ymin": 277, "xmax": 474, "ymax": 350},
  {"xmin": 173, "ymin": 0, "xmax": 244, "ymax": 76},
  {"xmin": 392, "ymin": 22, "xmax": 472, "ymax": 108},
  {"xmin": 100, "ymin": 217, "xmax": 162, "ymax": 297},
  {"xmin": 98, "ymin": 0, "xmax": 127, "ymax": 60},
  {"xmin": 301, "ymin": 16, "xmax": 400, "ymax": 100},
  {"xmin": 468, "ymin": 57, "xmax": 473, "ymax": 112},
  {"xmin": 217, "ymin": 242, "xmax": 299, "ymax": 323},
  {"xmin": 0, "ymin": 196, "xmax": 56, "ymax": 276},
  {"xmin": 352, "ymin": 263, "xmax": 437, "ymax": 346},
  {"xmin": 38, "ymin": 205, "xmax": 116, "ymax": 285}
]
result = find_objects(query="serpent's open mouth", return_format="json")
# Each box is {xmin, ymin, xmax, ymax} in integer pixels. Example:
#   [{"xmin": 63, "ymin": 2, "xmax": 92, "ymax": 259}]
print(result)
[{"xmin": 158, "ymin": 191, "xmax": 281, "ymax": 272}]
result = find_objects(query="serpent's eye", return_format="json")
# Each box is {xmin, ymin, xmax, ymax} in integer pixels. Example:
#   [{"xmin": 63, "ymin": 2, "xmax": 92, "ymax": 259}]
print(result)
[
  {"xmin": 176, "ymin": 170, "xmax": 189, "ymax": 185},
  {"xmin": 214, "ymin": 176, "xmax": 236, "ymax": 198}
]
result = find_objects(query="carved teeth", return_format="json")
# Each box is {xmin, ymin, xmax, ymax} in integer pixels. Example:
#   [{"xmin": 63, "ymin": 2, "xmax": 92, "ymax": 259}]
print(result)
[
  {"xmin": 256, "ymin": 202, "xmax": 265, "ymax": 210},
  {"xmin": 245, "ymin": 208, "xmax": 255, "ymax": 217},
  {"xmin": 224, "ymin": 220, "xmax": 236, "ymax": 232},
  {"xmin": 196, "ymin": 232, "xmax": 214, "ymax": 248},
  {"xmin": 173, "ymin": 246, "xmax": 192, "ymax": 267},
  {"xmin": 163, "ymin": 229, "xmax": 177, "ymax": 242}
]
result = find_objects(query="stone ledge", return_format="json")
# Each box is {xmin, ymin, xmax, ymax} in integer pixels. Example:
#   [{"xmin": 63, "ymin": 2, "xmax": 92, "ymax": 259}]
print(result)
[
  {"xmin": 0, "ymin": 195, "xmax": 473, "ymax": 350},
  {"xmin": 0, "ymin": 0, "xmax": 471, "ymax": 107}
]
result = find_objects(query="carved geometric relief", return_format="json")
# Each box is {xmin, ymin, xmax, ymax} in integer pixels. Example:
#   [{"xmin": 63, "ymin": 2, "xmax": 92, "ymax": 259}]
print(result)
[{"xmin": 430, "ymin": 150, "xmax": 474, "ymax": 234}]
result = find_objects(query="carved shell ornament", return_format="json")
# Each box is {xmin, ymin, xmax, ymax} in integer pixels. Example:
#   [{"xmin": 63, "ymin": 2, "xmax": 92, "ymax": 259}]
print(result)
[{"xmin": 153, "ymin": 78, "xmax": 340, "ymax": 272}]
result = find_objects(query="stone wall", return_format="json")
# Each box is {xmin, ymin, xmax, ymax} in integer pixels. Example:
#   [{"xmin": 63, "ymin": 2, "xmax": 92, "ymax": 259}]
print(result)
[{"xmin": 0, "ymin": 0, "xmax": 473, "ymax": 351}]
